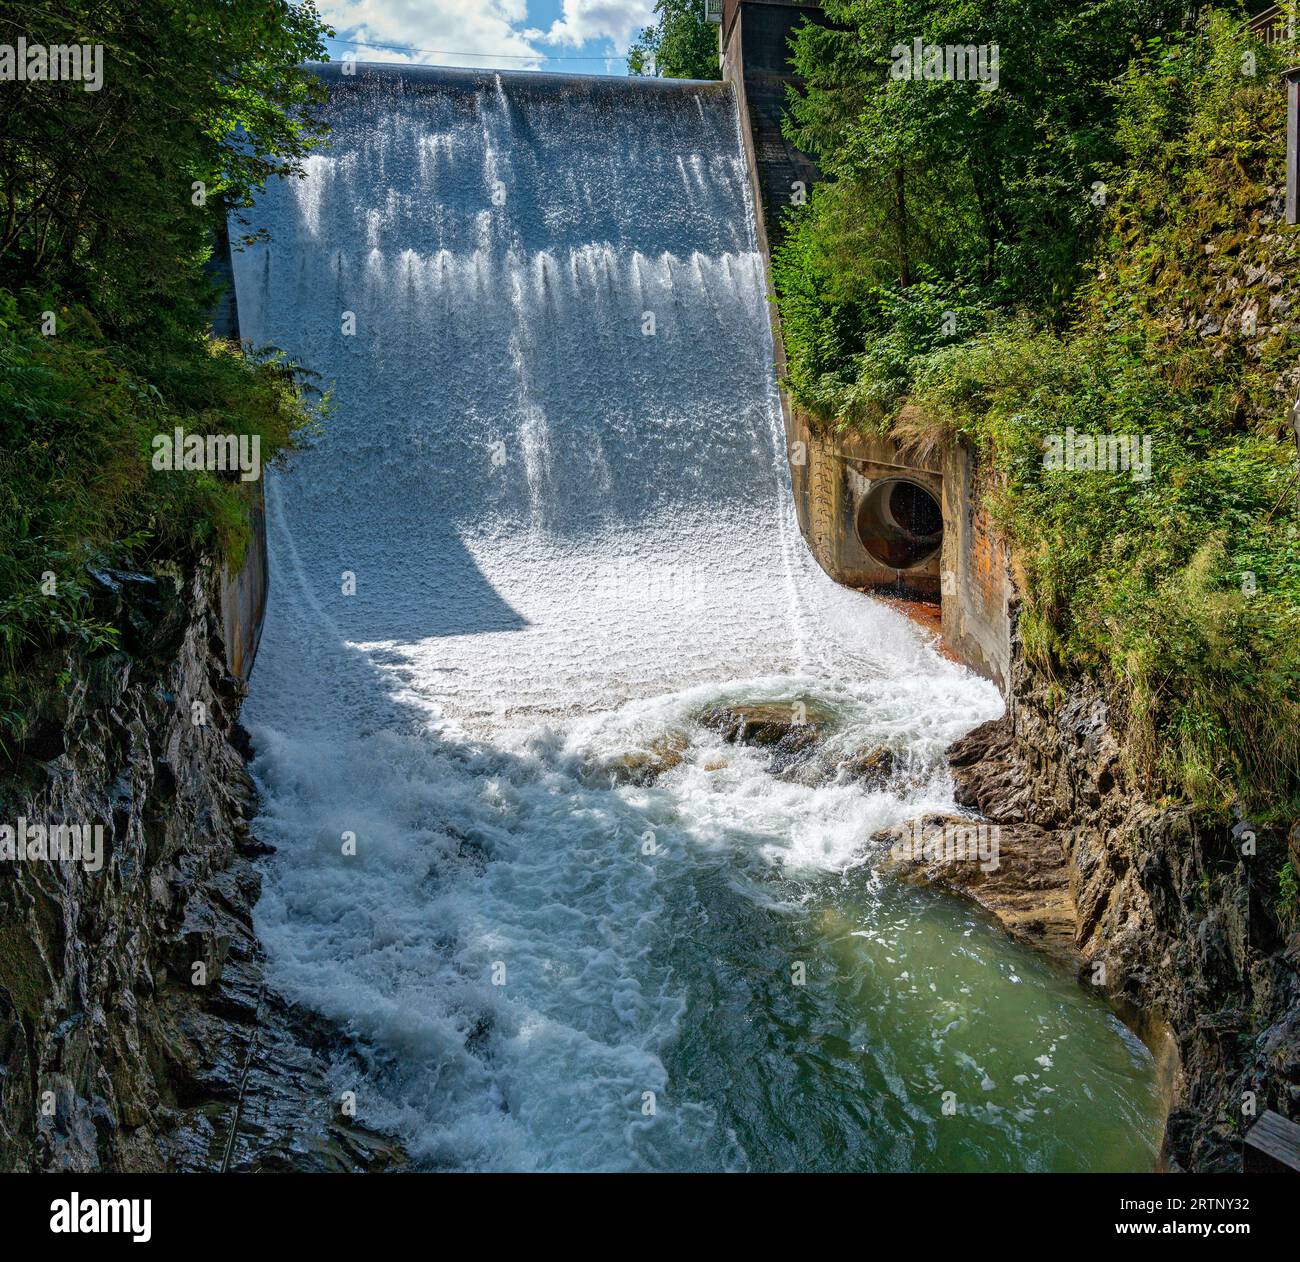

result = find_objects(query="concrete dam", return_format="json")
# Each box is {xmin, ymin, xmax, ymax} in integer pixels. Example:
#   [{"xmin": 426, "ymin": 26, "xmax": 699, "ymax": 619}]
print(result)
[{"xmin": 227, "ymin": 55, "xmax": 1165, "ymax": 1170}]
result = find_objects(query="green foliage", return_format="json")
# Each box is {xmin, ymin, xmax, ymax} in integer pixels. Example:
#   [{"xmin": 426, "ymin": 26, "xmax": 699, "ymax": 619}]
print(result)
[
  {"xmin": 0, "ymin": 1, "xmax": 332, "ymax": 764},
  {"xmin": 0, "ymin": 0, "xmax": 330, "ymax": 343},
  {"xmin": 1279, "ymin": 861, "xmax": 1299, "ymax": 930},
  {"xmin": 771, "ymin": 197, "xmax": 996, "ymax": 424},
  {"xmin": 776, "ymin": 8, "xmax": 1300, "ymax": 815},
  {"xmin": 0, "ymin": 291, "xmax": 320, "ymax": 756},
  {"xmin": 900, "ymin": 16, "xmax": 1300, "ymax": 816},
  {"xmin": 628, "ymin": 0, "xmax": 720, "ymax": 80},
  {"xmin": 775, "ymin": 0, "xmax": 1188, "ymax": 420}
]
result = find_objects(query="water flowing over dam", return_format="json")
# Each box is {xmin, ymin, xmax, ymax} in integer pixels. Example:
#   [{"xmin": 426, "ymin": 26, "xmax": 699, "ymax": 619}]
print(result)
[{"xmin": 231, "ymin": 64, "xmax": 1163, "ymax": 1171}]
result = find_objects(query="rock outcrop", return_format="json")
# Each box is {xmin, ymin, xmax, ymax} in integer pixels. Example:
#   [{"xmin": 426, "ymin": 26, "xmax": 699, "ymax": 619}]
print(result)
[
  {"xmin": 890, "ymin": 634, "xmax": 1298, "ymax": 1172},
  {"xmin": 0, "ymin": 564, "xmax": 403, "ymax": 1172},
  {"xmin": 877, "ymin": 812, "xmax": 1078, "ymax": 966}
]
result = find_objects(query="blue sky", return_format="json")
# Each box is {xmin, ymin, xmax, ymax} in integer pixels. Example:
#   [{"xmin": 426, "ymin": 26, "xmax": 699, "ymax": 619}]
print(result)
[{"xmin": 318, "ymin": 0, "xmax": 662, "ymax": 75}]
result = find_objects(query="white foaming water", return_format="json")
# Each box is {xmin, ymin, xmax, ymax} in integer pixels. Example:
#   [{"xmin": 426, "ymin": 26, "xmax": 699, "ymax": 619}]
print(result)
[{"xmin": 233, "ymin": 67, "xmax": 1161, "ymax": 1172}]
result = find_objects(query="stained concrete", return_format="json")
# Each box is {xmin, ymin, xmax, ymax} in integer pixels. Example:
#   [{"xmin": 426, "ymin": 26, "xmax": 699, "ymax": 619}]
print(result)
[
  {"xmin": 722, "ymin": 0, "xmax": 1014, "ymax": 693},
  {"xmin": 218, "ymin": 481, "xmax": 268, "ymax": 683},
  {"xmin": 208, "ymin": 219, "xmax": 269, "ymax": 684}
]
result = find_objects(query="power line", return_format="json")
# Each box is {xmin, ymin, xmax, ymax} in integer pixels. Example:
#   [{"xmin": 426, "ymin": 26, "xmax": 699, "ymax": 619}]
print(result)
[{"xmin": 329, "ymin": 36, "xmax": 635, "ymax": 63}]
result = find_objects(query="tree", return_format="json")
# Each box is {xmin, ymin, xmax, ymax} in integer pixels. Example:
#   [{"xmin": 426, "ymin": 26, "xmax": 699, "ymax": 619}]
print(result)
[
  {"xmin": 0, "ymin": 2, "xmax": 330, "ymax": 759},
  {"xmin": 0, "ymin": 0, "xmax": 331, "ymax": 344},
  {"xmin": 773, "ymin": 0, "xmax": 1190, "ymax": 420},
  {"xmin": 628, "ymin": 0, "xmax": 720, "ymax": 80}
]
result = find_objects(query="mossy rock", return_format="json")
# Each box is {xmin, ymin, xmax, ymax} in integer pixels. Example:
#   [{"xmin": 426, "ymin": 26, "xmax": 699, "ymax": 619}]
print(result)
[
  {"xmin": 697, "ymin": 701, "xmax": 834, "ymax": 747},
  {"xmin": 596, "ymin": 732, "xmax": 690, "ymax": 787},
  {"xmin": 839, "ymin": 745, "xmax": 896, "ymax": 790}
]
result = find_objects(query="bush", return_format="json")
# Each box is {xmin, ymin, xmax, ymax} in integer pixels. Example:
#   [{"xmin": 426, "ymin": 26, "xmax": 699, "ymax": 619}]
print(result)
[
  {"xmin": 776, "ymin": 9, "xmax": 1300, "ymax": 817},
  {"xmin": 0, "ymin": 290, "xmax": 320, "ymax": 757},
  {"xmin": 0, "ymin": 1, "xmax": 332, "ymax": 766}
]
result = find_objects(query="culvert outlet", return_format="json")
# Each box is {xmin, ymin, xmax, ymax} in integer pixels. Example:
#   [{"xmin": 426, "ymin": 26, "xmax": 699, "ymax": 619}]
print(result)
[{"xmin": 855, "ymin": 477, "xmax": 943, "ymax": 570}]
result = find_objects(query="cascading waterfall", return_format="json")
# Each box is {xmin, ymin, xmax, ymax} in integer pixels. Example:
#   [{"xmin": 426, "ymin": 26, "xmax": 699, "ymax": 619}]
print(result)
[{"xmin": 232, "ymin": 64, "xmax": 1164, "ymax": 1172}]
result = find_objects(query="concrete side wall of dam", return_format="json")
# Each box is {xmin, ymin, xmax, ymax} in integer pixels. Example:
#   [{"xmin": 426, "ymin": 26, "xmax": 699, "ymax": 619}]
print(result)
[
  {"xmin": 207, "ymin": 217, "xmax": 269, "ymax": 683},
  {"xmin": 210, "ymin": 16, "xmax": 1012, "ymax": 693},
  {"xmin": 721, "ymin": 0, "xmax": 1014, "ymax": 692}
]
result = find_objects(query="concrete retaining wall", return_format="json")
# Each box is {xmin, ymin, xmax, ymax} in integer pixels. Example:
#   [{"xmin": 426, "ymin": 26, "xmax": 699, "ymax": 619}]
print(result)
[
  {"xmin": 789, "ymin": 407, "xmax": 1013, "ymax": 689},
  {"xmin": 208, "ymin": 217, "xmax": 269, "ymax": 683},
  {"xmin": 723, "ymin": 0, "xmax": 1014, "ymax": 692},
  {"xmin": 218, "ymin": 481, "xmax": 268, "ymax": 683},
  {"xmin": 789, "ymin": 411, "xmax": 944, "ymax": 596},
  {"xmin": 939, "ymin": 444, "xmax": 1013, "ymax": 690}
]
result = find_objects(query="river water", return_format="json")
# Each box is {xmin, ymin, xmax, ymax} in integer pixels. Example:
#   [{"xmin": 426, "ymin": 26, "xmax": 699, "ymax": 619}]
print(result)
[{"xmin": 231, "ymin": 64, "xmax": 1164, "ymax": 1172}]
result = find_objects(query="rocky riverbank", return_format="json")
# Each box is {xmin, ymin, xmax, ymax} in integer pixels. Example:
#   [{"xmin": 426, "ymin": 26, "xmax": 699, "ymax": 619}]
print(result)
[
  {"xmin": 884, "ymin": 629, "xmax": 1299, "ymax": 1173},
  {"xmin": 4, "ymin": 559, "xmax": 1289, "ymax": 1174},
  {"xmin": 0, "ymin": 563, "xmax": 403, "ymax": 1172}
]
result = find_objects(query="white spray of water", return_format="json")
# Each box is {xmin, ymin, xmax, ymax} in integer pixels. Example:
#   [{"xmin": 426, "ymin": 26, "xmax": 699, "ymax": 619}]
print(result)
[{"xmin": 232, "ymin": 67, "xmax": 1159, "ymax": 1172}]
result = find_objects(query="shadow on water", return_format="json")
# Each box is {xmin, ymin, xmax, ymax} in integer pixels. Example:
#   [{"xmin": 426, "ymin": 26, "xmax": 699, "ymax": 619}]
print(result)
[
  {"xmin": 247, "ymin": 567, "xmax": 1162, "ymax": 1173},
  {"xmin": 237, "ymin": 60, "xmax": 1164, "ymax": 1175}
]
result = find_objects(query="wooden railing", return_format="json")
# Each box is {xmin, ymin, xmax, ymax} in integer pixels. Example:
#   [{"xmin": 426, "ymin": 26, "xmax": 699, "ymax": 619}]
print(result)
[{"xmin": 1248, "ymin": 4, "xmax": 1294, "ymax": 45}]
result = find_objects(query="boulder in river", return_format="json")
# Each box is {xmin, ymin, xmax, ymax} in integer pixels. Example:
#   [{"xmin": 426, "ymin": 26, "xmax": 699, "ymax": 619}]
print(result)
[
  {"xmin": 697, "ymin": 700, "xmax": 833, "ymax": 746},
  {"xmin": 838, "ymin": 745, "xmax": 896, "ymax": 790},
  {"xmin": 697, "ymin": 700, "xmax": 835, "ymax": 780},
  {"xmin": 695, "ymin": 702, "xmax": 913, "ymax": 790},
  {"xmin": 591, "ymin": 731, "xmax": 690, "ymax": 787}
]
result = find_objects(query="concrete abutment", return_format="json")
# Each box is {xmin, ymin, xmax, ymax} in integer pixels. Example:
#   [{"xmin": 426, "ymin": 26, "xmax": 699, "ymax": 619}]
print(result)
[{"xmin": 722, "ymin": 0, "xmax": 1013, "ymax": 693}]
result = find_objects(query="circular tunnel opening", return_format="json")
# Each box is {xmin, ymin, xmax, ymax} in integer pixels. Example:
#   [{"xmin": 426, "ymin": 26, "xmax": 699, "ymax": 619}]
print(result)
[{"xmin": 855, "ymin": 477, "xmax": 943, "ymax": 571}]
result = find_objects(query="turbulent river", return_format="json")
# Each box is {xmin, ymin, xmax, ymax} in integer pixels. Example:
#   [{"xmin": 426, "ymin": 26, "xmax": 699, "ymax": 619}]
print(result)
[{"xmin": 231, "ymin": 64, "xmax": 1165, "ymax": 1172}]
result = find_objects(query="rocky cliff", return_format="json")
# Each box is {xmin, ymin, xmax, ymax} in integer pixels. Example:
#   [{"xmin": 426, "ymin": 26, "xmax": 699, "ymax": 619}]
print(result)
[
  {"xmin": 887, "ymin": 620, "xmax": 1298, "ymax": 1172},
  {"xmin": 0, "ymin": 563, "xmax": 401, "ymax": 1172}
]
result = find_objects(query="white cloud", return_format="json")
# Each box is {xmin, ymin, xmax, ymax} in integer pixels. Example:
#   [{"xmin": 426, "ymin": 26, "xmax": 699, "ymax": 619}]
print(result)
[
  {"xmin": 543, "ymin": 0, "xmax": 656, "ymax": 49},
  {"xmin": 321, "ymin": 0, "xmax": 547, "ymax": 69}
]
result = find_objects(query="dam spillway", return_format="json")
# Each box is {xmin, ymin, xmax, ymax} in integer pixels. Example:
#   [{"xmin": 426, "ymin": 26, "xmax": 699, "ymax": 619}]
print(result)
[{"xmin": 230, "ymin": 64, "xmax": 1163, "ymax": 1171}]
